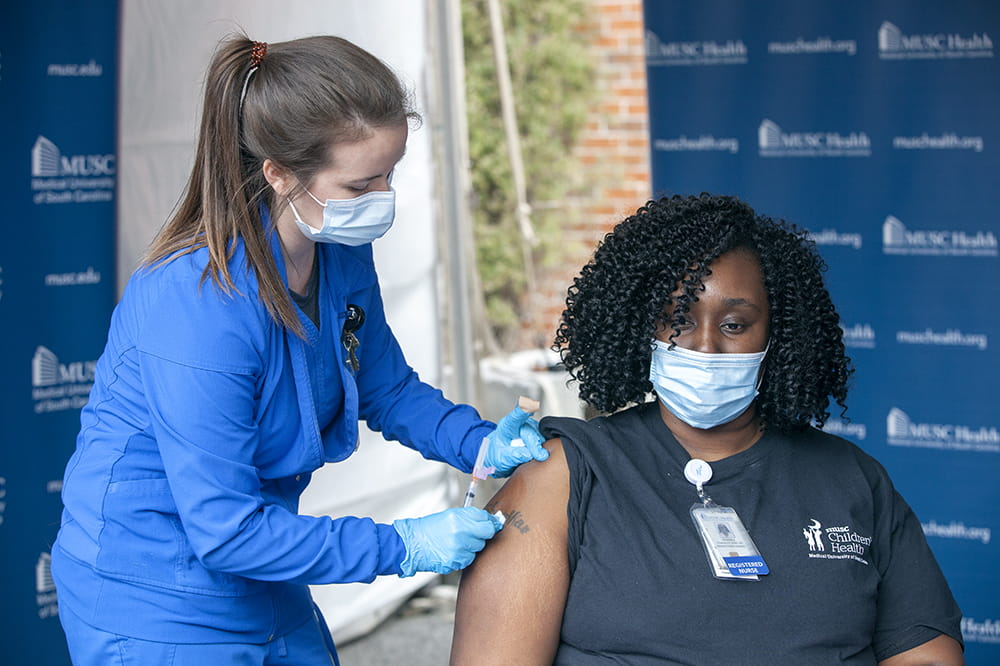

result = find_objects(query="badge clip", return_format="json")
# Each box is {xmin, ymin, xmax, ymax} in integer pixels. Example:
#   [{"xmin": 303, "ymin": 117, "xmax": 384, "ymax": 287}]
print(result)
[{"xmin": 684, "ymin": 458, "xmax": 770, "ymax": 581}]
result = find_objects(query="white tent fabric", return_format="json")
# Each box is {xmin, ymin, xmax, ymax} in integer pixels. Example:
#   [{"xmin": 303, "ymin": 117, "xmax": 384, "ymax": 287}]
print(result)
[{"xmin": 119, "ymin": 0, "xmax": 453, "ymax": 643}]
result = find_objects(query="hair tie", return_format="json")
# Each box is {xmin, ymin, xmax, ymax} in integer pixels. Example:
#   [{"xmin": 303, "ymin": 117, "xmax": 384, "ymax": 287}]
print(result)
[
  {"xmin": 240, "ymin": 41, "xmax": 268, "ymax": 113},
  {"xmin": 249, "ymin": 41, "xmax": 268, "ymax": 68}
]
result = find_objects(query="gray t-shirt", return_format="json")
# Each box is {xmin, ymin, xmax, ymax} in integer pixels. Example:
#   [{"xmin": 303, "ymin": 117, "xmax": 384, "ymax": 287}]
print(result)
[{"xmin": 541, "ymin": 402, "xmax": 962, "ymax": 664}]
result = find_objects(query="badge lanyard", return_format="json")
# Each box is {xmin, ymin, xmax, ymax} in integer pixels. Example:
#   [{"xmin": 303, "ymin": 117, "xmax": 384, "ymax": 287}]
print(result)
[{"xmin": 685, "ymin": 459, "xmax": 770, "ymax": 581}]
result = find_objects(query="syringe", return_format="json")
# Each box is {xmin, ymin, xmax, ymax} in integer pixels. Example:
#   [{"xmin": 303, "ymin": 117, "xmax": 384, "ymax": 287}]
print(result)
[{"xmin": 462, "ymin": 437, "xmax": 494, "ymax": 508}]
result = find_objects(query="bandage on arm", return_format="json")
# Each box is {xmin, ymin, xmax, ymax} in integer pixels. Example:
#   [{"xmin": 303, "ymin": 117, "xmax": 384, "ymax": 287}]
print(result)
[{"xmin": 450, "ymin": 438, "xmax": 570, "ymax": 666}]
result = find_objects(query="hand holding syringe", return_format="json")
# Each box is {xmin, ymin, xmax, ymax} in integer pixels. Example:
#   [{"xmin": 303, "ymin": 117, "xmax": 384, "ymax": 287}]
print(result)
[{"xmin": 463, "ymin": 396, "xmax": 542, "ymax": 513}]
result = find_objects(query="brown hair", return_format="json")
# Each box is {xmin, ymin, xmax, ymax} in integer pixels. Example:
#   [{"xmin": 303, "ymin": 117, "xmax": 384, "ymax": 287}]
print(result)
[{"xmin": 143, "ymin": 34, "xmax": 419, "ymax": 335}]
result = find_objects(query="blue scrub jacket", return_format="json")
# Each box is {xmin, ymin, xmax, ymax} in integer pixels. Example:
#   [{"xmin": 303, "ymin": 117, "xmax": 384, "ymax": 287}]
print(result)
[{"xmin": 52, "ymin": 206, "xmax": 494, "ymax": 642}]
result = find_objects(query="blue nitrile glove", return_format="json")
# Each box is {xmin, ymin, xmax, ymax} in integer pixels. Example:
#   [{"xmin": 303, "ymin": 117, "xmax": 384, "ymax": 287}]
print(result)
[
  {"xmin": 483, "ymin": 401, "xmax": 549, "ymax": 478},
  {"xmin": 393, "ymin": 507, "xmax": 503, "ymax": 577}
]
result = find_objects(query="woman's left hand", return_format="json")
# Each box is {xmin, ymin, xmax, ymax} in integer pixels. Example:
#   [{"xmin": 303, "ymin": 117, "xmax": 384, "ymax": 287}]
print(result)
[{"xmin": 483, "ymin": 400, "xmax": 549, "ymax": 477}]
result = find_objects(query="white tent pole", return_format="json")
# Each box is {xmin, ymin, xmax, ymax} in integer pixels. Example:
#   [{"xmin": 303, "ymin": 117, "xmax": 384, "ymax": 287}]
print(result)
[{"xmin": 429, "ymin": 0, "xmax": 495, "ymax": 399}]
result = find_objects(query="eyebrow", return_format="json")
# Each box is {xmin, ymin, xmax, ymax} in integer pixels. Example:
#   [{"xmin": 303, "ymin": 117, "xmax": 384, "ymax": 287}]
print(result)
[
  {"xmin": 353, "ymin": 149, "xmax": 408, "ymax": 184},
  {"xmin": 722, "ymin": 297, "xmax": 763, "ymax": 310}
]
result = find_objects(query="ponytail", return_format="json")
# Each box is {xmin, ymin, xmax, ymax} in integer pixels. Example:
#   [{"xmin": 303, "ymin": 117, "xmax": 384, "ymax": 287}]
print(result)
[{"xmin": 143, "ymin": 35, "xmax": 303, "ymax": 334}]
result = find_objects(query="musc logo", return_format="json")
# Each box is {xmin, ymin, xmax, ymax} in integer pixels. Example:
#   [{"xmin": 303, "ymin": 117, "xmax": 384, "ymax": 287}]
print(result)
[
  {"xmin": 32, "ymin": 346, "xmax": 96, "ymax": 414},
  {"xmin": 32, "ymin": 135, "xmax": 115, "ymax": 177},
  {"xmin": 32, "ymin": 346, "xmax": 95, "ymax": 386}
]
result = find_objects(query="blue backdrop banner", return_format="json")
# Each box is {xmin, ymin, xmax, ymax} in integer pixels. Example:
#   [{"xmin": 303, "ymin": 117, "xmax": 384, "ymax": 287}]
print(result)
[
  {"xmin": 643, "ymin": 0, "xmax": 998, "ymax": 660},
  {"xmin": 0, "ymin": 2, "xmax": 119, "ymax": 663}
]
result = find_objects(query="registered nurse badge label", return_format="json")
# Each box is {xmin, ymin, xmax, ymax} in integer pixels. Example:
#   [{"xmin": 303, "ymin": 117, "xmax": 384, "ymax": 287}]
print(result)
[{"xmin": 722, "ymin": 555, "xmax": 769, "ymax": 577}]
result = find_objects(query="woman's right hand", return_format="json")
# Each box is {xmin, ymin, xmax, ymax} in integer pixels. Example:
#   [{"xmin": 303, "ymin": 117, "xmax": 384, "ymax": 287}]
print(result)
[{"xmin": 393, "ymin": 507, "xmax": 503, "ymax": 577}]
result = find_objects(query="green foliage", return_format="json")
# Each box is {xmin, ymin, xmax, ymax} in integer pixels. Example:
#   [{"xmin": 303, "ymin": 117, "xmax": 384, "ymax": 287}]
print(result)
[{"xmin": 462, "ymin": 0, "xmax": 596, "ymax": 346}]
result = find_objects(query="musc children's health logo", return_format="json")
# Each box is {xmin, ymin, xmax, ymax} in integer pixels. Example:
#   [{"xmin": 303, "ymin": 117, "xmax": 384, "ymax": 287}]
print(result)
[
  {"xmin": 31, "ymin": 135, "xmax": 116, "ymax": 205},
  {"xmin": 645, "ymin": 30, "xmax": 748, "ymax": 66},
  {"xmin": 802, "ymin": 518, "xmax": 871, "ymax": 566},
  {"xmin": 879, "ymin": 21, "xmax": 993, "ymax": 60},
  {"xmin": 887, "ymin": 408, "xmax": 1000, "ymax": 453},
  {"xmin": 32, "ymin": 345, "xmax": 96, "ymax": 414},
  {"xmin": 758, "ymin": 119, "xmax": 871, "ymax": 157},
  {"xmin": 882, "ymin": 215, "xmax": 998, "ymax": 257}
]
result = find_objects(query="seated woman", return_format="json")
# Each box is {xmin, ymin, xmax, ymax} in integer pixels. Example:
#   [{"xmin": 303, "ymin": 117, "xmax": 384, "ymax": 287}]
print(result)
[{"xmin": 450, "ymin": 194, "xmax": 964, "ymax": 665}]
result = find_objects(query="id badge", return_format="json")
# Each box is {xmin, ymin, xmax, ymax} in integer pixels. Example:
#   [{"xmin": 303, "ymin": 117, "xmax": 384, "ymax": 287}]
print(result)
[{"xmin": 690, "ymin": 504, "xmax": 769, "ymax": 581}]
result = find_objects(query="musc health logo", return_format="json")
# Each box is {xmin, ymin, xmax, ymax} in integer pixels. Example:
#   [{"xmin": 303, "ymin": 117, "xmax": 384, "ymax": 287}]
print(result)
[
  {"xmin": 645, "ymin": 30, "xmax": 748, "ymax": 66},
  {"xmin": 887, "ymin": 408, "xmax": 1000, "ymax": 453},
  {"xmin": 882, "ymin": 215, "xmax": 998, "ymax": 257},
  {"xmin": 879, "ymin": 21, "xmax": 993, "ymax": 60},
  {"xmin": 758, "ymin": 120, "xmax": 871, "ymax": 157}
]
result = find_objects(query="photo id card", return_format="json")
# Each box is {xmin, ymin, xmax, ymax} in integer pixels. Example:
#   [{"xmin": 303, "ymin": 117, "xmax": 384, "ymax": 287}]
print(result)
[{"xmin": 690, "ymin": 504, "xmax": 770, "ymax": 581}]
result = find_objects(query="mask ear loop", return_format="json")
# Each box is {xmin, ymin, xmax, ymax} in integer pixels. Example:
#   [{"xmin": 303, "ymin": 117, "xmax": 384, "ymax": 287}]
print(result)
[{"xmin": 286, "ymin": 179, "xmax": 325, "ymax": 221}]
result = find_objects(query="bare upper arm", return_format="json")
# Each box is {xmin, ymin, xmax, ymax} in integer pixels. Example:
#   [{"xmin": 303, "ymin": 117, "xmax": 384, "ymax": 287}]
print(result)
[
  {"xmin": 877, "ymin": 634, "xmax": 964, "ymax": 666},
  {"xmin": 450, "ymin": 437, "xmax": 570, "ymax": 666}
]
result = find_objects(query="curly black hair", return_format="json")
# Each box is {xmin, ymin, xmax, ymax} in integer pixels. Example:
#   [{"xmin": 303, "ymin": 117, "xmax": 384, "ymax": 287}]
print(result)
[{"xmin": 553, "ymin": 193, "xmax": 852, "ymax": 433}]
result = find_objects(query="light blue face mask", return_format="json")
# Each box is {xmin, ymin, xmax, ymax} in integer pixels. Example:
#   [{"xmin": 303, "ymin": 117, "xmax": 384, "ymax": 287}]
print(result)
[
  {"xmin": 288, "ymin": 186, "xmax": 396, "ymax": 246},
  {"xmin": 649, "ymin": 339, "xmax": 769, "ymax": 430}
]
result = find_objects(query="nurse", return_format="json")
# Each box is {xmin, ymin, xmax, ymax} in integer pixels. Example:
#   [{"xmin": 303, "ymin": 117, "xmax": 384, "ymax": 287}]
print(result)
[{"xmin": 52, "ymin": 34, "xmax": 547, "ymax": 664}]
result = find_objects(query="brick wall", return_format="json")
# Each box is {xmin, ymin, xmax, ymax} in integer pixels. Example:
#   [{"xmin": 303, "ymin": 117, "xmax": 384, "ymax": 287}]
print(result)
[{"xmin": 514, "ymin": 0, "xmax": 651, "ymax": 351}]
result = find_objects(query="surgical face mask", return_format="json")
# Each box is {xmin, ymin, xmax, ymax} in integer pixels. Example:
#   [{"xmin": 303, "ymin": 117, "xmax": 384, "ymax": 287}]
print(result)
[
  {"xmin": 288, "ymin": 186, "xmax": 395, "ymax": 246},
  {"xmin": 648, "ymin": 339, "xmax": 768, "ymax": 430}
]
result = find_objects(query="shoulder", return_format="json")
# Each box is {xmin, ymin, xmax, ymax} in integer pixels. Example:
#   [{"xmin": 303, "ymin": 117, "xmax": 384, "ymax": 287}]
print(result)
[
  {"xmin": 542, "ymin": 403, "xmax": 646, "ymax": 441},
  {"xmin": 788, "ymin": 426, "xmax": 890, "ymax": 470},
  {"xmin": 782, "ymin": 426, "xmax": 897, "ymax": 495},
  {"xmin": 126, "ymin": 248, "xmax": 271, "ymax": 372},
  {"xmin": 540, "ymin": 404, "xmax": 649, "ymax": 465}
]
